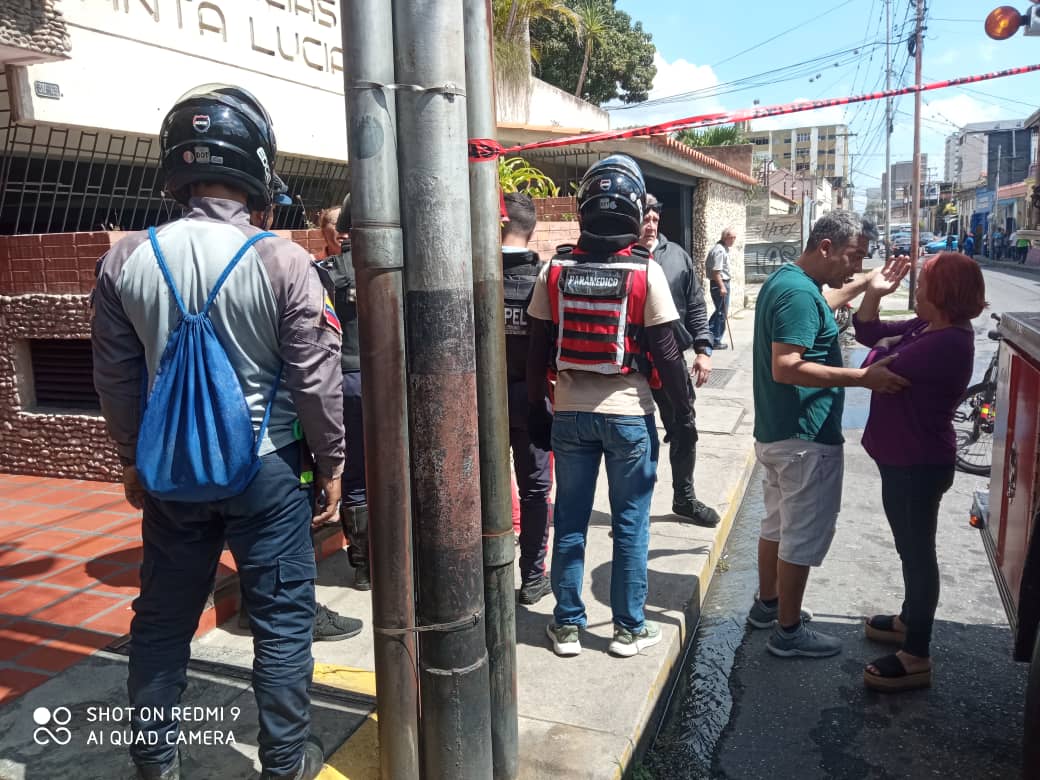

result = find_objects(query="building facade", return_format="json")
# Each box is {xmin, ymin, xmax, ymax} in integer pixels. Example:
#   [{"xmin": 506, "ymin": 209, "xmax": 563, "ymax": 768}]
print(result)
[
  {"xmin": 745, "ymin": 123, "xmax": 850, "ymax": 207},
  {"xmin": 945, "ymin": 119, "xmax": 1026, "ymax": 190}
]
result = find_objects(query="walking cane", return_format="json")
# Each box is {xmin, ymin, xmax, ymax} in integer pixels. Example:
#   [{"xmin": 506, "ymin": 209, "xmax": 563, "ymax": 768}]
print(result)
[{"xmin": 725, "ymin": 309, "xmax": 735, "ymax": 350}]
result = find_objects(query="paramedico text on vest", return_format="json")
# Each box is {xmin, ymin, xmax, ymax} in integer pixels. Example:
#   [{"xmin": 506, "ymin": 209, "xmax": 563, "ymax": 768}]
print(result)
[{"xmin": 546, "ymin": 243, "xmax": 660, "ymax": 388}]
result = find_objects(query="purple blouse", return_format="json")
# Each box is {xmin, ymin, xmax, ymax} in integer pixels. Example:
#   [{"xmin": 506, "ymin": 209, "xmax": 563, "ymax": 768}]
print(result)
[{"xmin": 855, "ymin": 315, "xmax": 974, "ymax": 466}]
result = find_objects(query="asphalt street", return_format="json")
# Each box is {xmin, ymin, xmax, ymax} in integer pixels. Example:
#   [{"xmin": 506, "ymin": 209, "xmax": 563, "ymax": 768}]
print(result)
[{"xmin": 643, "ymin": 264, "xmax": 1040, "ymax": 780}]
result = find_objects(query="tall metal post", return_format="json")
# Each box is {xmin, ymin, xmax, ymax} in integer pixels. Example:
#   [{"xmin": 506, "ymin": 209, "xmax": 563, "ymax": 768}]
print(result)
[
  {"xmin": 884, "ymin": 0, "xmax": 893, "ymax": 251},
  {"xmin": 909, "ymin": 0, "xmax": 924, "ymax": 303},
  {"xmin": 462, "ymin": 0, "xmax": 519, "ymax": 776},
  {"xmin": 391, "ymin": 1, "xmax": 495, "ymax": 777},
  {"xmin": 341, "ymin": 2, "xmax": 420, "ymax": 777}
]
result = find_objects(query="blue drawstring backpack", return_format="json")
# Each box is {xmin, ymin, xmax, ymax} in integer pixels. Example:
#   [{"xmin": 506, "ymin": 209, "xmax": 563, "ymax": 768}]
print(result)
[{"xmin": 136, "ymin": 227, "xmax": 281, "ymax": 502}]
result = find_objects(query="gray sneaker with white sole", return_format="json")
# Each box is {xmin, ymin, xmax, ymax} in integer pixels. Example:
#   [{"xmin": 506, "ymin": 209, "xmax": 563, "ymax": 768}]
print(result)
[{"xmin": 766, "ymin": 621, "xmax": 841, "ymax": 658}]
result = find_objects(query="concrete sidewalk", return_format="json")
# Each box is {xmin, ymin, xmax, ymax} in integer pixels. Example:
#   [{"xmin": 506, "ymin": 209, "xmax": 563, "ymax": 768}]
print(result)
[{"xmin": 0, "ymin": 308, "xmax": 760, "ymax": 780}]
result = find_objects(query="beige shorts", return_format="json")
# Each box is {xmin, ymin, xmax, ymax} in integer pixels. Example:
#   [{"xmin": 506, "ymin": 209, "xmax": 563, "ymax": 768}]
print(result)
[{"xmin": 755, "ymin": 439, "xmax": 844, "ymax": 567}]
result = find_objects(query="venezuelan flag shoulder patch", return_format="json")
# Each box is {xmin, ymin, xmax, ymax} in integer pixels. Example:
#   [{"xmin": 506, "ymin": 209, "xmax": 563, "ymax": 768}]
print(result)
[{"xmin": 322, "ymin": 293, "xmax": 342, "ymax": 333}]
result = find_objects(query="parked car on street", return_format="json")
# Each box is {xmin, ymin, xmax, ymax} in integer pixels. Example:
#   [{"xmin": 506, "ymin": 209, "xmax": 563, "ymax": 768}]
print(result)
[
  {"xmin": 925, "ymin": 235, "xmax": 958, "ymax": 254},
  {"xmin": 891, "ymin": 232, "xmax": 912, "ymax": 256}
]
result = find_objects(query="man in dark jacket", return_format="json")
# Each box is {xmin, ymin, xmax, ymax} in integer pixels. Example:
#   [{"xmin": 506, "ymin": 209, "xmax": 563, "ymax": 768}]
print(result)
[
  {"xmin": 502, "ymin": 192, "xmax": 552, "ymax": 605},
  {"xmin": 640, "ymin": 194, "xmax": 720, "ymax": 528}
]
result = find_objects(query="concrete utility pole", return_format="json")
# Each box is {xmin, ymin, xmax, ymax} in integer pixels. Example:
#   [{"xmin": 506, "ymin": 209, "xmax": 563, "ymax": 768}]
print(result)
[
  {"xmin": 341, "ymin": 2, "xmax": 420, "ymax": 777},
  {"xmin": 462, "ymin": 0, "xmax": 519, "ymax": 776},
  {"xmin": 884, "ymin": 0, "xmax": 893, "ymax": 249},
  {"xmin": 909, "ymin": 0, "xmax": 924, "ymax": 303},
  {"xmin": 391, "ymin": 0, "xmax": 494, "ymax": 777}
]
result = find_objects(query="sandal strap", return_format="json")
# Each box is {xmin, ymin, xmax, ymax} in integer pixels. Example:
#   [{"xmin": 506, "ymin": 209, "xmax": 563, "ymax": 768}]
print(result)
[
  {"xmin": 866, "ymin": 653, "xmax": 908, "ymax": 678},
  {"xmin": 867, "ymin": 614, "xmax": 902, "ymax": 632}
]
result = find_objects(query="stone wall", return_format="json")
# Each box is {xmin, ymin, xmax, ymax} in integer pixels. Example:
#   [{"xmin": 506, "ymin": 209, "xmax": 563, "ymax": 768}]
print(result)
[
  {"xmin": 0, "ymin": 228, "xmax": 326, "ymax": 482},
  {"xmin": 0, "ymin": 0, "xmax": 70, "ymax": 61},
  {"xmin": 0, "ymin": 294, "xmax": 119, "ymax": 480},
  {"xmin": 693, "ymin": 180, "xmax": 749, "ymax": 311}
]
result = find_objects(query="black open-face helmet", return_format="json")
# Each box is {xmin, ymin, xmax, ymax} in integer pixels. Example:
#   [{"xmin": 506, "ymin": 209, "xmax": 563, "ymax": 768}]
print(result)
[
  {"xmin": 575, "ymin": 154, "xmax": 647, "ymax": 237},
  {"xmin": 160, "ymin": 84, "xmax": 278, "ymax": 211}
]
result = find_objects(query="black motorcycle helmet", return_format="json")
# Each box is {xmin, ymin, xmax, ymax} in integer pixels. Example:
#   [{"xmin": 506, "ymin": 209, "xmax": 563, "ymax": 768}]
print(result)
[
  {"xmin": 160, "ymin": 84, "xmax": 278, "ymax": 211},
  {"xmin": 575, "ymin": 154, "xmax": 646, "ymax": 237}
]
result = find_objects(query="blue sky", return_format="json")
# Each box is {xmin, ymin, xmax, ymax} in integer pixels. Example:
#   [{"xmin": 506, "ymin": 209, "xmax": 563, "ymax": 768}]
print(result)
[{"xmin": 611, "ymin": 0, "xmax": 1040, "ymax": 207}]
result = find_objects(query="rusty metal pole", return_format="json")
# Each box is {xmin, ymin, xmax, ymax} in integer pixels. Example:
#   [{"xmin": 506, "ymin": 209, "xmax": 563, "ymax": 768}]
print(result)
[
  {"xmin": 462, "ymin": 0, "xmax": 518, "ymax": 777},
  {"xmin": 341, "ymin": 1, "xmax": 420, "ymax": 777},
  {"xmin": 391, "ymin": 0, "xmax": 494, "ymax": 777}
]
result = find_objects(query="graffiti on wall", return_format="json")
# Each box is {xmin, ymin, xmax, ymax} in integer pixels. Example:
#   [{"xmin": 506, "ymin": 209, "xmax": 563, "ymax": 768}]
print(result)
[{"xmin": 745, "ymin": 215, "xmax": 802, "ymax": 276}]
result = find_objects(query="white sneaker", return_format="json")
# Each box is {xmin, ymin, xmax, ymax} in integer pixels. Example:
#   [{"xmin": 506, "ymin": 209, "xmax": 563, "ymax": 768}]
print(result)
[
  {"xmin": 546, "ymin": 622, "xmax": 581, "ymax": 656},
  {"xmin": 608, "ymin": 621, "xmax": 662, "ymax": 657}
]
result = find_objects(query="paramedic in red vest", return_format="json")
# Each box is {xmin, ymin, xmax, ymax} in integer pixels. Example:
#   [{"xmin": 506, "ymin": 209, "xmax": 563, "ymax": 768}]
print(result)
[
  {"xmin": 526, "ymin": 154, "xmax": 695, "ymax": 658},
  {"xmin": 640, "ymin": 193, "xmax": 720, "ymax": 528},
  {"xmin": 501, "ymin": 192, "xmax": 552, "ymax": 606},
  {"xmin": 92, "ymin": 85, "xmax": 336, "ymax": 780}
]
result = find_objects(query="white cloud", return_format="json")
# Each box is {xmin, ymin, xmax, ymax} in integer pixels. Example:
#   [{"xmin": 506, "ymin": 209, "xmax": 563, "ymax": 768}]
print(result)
[
  {"xmin": 751, "ymin": 102, "xmax": 850, "ymax": 132},
  {"xmin": 605, "ymin": 52, "xmax": 724, "ymax": 129}
]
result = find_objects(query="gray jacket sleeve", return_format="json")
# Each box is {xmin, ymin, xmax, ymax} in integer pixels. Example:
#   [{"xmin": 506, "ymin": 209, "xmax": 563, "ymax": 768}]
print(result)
[
  {"xmin": 684, "ymin": 252, "xmax": 713, "ymax": 350},
  {"xmin": 276, "ymin": 252, "xmax": 346, "ymax": 479},
  {"xmin": 92, "ymin": 247, "xmax": 146, "ymax": 466}
]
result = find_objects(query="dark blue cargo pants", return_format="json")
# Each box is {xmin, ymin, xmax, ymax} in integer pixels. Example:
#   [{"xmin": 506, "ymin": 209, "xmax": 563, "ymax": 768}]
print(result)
[{"xmin": 127, "ymin": 444, "xmax": 315, "ymax": 776}]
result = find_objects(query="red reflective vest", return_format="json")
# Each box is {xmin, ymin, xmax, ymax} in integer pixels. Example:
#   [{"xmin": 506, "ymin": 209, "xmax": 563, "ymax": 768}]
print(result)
[{"xmin": 546, "ymin": 243, "xmax": 660, "ymax": 388}]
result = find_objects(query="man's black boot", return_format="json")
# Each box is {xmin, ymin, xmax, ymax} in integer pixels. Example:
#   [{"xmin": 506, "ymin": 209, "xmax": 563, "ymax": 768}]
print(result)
[
  {"xmin": 672, "ymin": 498, "xmax": 721, "ymax": 528},
  {"xmin": 343, "ymin": 504, "xmax": 371, "ymax": 591},
  {"xmin": 260, "ymin": 735, "xmax": 324, "ymax": 780}
]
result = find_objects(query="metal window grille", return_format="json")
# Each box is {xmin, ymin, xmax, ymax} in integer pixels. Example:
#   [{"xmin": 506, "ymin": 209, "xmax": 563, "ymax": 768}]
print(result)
[
  {"xmin": 0, "ymin": 69, "xmax": 347, "ymax": 235},
  {"xmin": 28, "ymin": 339, "xmax": 100, "ymax": 412}
]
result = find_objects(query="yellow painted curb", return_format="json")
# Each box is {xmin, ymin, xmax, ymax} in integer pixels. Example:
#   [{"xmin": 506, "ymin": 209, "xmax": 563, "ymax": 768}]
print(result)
[
  {"xmin": 318, "ymin": 714, "xmax": 380, "ymax": 780},
  {"xmin": 310, "ymin": 664, "xmax": 378, "ymax": 779},
  {"xmin": 312, "ymin": 663, "xmax": 378, "ymax": 698}
]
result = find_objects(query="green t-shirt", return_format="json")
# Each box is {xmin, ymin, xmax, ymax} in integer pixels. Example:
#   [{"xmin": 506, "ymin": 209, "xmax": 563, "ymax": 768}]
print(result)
[{"xmin": 753, "ymin": 263, "xmax": 844, "ymax": 445}]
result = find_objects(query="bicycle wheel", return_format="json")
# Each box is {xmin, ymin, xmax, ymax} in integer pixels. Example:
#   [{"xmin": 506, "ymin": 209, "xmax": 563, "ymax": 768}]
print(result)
[{"xmin": 953, "ymin": 381, "xmax": 995, "ymax": 476}]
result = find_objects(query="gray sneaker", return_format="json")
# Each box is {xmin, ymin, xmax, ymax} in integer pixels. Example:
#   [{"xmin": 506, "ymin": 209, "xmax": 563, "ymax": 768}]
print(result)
[
  {"xmin": 608, "ymin": 620, "xmax": 662, "ymax": 657},
  {"xmin": 766, "ymin": 621, "xmax": 841, "ymax": 658},
  {"xmin": 746, "ymin": 598, "xmax": 815, "ymax": 629},
  {"xmin": 546, "ymin": 622, "xmax": 581, "ymax": 656}
]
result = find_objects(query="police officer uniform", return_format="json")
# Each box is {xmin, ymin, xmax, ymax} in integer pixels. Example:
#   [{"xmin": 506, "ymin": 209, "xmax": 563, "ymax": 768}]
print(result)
[{"xmin": 503, "ymin": 246, "xmax": 552, "ymax": 604}]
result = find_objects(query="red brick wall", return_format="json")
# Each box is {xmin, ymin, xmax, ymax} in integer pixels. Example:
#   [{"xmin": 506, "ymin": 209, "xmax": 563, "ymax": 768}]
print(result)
[
  {"xmin": 0, "ymin": 228, "xmax": 326, "ymax": 481},
  {"xmin": 528, "ymin": 197, "xmax": 579, "ymax": 259}
]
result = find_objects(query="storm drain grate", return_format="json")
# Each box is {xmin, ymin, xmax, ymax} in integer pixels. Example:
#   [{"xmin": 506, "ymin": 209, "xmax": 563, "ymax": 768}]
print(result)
[{"xmin": 702, "ymin": 368, "xmax": 736, "ymax": 389}]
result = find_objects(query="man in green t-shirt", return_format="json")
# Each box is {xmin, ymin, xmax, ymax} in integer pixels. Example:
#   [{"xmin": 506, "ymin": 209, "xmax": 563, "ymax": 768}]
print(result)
[{"xmin": 749, "ymin": 210, "xmax": 910, "ymax": 659}]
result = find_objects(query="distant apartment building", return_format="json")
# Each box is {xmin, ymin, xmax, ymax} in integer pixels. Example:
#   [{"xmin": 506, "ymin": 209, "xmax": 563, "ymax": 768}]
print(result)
[
  {"xmin": 745, "ymin": 124, "xmax": 851, "ymax": 200},
  {"xmin": 944, "ymin": 119, "xmax": 1026, "ymax": 189}
]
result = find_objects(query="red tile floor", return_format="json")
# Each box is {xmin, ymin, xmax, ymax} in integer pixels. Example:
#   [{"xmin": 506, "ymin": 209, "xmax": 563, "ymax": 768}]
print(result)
[
  {"xmin": 0, "ymin": 472, "xmax": 347, "ymax": 706},
  {"xmin": 0, "ymin": 473, "xmax": 243, "ymax": 705}
]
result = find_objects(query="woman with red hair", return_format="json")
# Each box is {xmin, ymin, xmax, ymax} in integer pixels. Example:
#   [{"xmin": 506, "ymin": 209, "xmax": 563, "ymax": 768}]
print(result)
[{"xmin": 854, "ymin": 252, "xmax": 986, "ymax": 692}]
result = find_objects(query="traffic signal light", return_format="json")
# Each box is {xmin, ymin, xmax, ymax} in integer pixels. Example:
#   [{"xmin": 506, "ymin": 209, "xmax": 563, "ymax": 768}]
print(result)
[{"xmin": 985, "ymin": 4, "xmax": 1040, "ymax": 39}]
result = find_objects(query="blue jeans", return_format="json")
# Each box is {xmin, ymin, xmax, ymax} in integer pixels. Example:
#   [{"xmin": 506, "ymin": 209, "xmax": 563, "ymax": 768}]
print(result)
[
  {"xmin": 549, "ymin": 412, "xmax": 659, "ymax": 632},
  {"xmin": 708, "ymin": 281, "xmax": 729, "ymax": 346},
  {"xmin": 128, "ymin": 444, "xmax": 316, "ymax": 776}
]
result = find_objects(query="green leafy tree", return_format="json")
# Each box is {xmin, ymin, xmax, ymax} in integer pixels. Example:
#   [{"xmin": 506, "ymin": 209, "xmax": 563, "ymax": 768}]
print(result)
[
  {"xmin": 531, "ymin": 0, "xmax": 656, "ymax": 105},
  {"xmin": 675, "ymin": 125, "xmax": 747, "ymax": 148}
]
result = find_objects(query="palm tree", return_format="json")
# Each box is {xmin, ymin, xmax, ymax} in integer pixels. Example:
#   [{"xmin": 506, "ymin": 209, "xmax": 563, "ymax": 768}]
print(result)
[
  {"xmin": 572, "ymin": 1, "xmax": 608, "ymax": 99},
  {"xmin": 675, "ymin": 125, "xmax": 748, "ymax": 148},
  {"xmin": 492, "ymin": 0, "xmax": 578, "ymax": 85}
]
